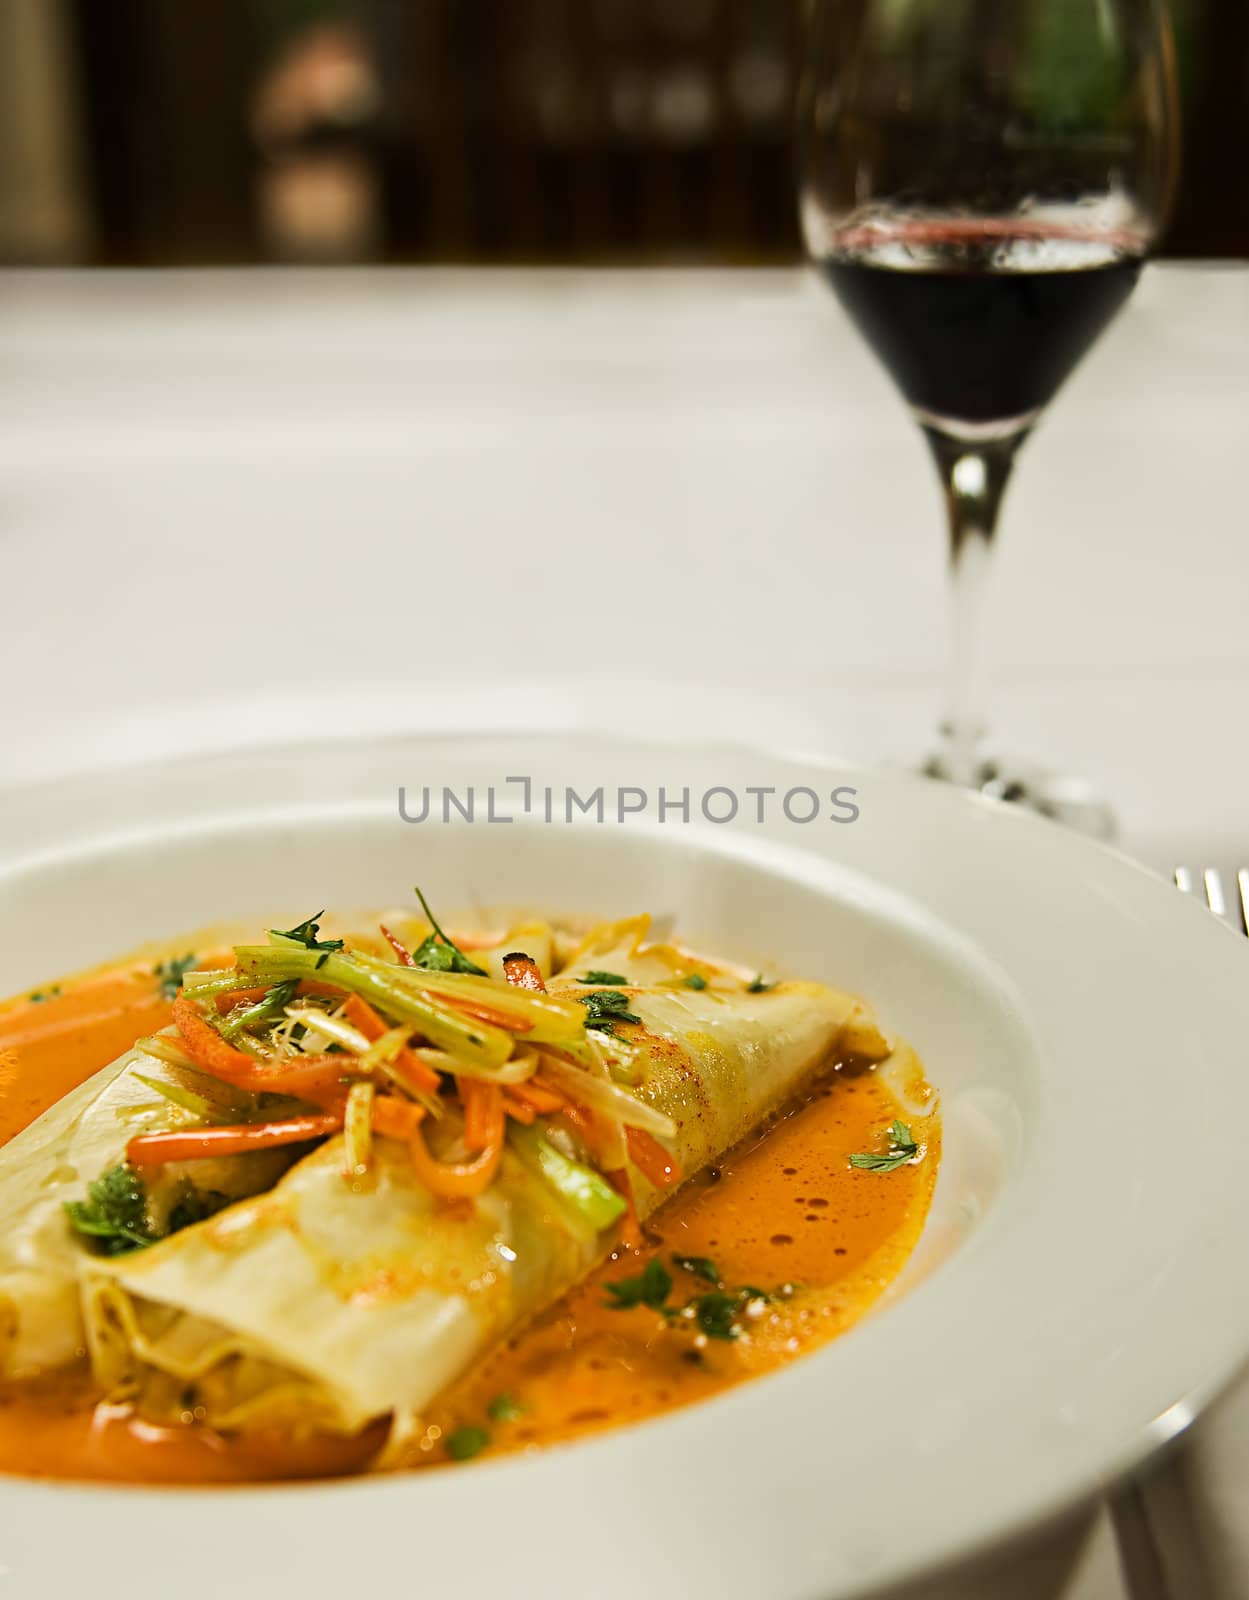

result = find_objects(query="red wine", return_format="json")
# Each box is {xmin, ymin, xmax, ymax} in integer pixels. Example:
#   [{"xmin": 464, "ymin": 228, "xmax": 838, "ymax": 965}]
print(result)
[{"xmin": 821, "ymin": 223, "xmax": 1143, "ymax": 425}]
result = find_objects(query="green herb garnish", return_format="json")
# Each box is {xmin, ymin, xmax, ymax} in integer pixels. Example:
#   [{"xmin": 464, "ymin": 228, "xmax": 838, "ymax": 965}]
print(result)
[
  {"xmin": 603, "ymin": 1258, "xmax": 673, "ymax": 1313},
  {"xmin": 579, "ymin": 970, "xmax": 629, "ymax": 986},
  {"xmin": 746, "ymin": 974, "xmax": 775, "ymax": 994},
  {"xmin": 671, "ymin": 1253, "xmax": 723, "ymax": 1288},
  {"xmin": 577, "ymin": 989, "xmax": 642, "ymax": 1036},
  {"xmin": 167, "ymin": 1188, "xmax": 232, "ymax": 1234},
  {"xmin": 688, "ymin": 1292, "xmax": 740, "ymax": 1341},
  {"xmin": 63, "ymin": 1164, "xmax": 153, "ymax": 1255},
  {"xmin": 27, "ymin": 985, "xmax": 62, "ymax": 1004},
  {"xmin": 486, "ymin": 1392, "xmax": 525, "ymax": 1423},
  {"xmin": 218, "ymin": 978, "xmax": 299, "ymax": 1040},
  {"xmin": 410, "ymin": 886, "xmax": 487, "ymax": 976},
  {"xmin": 153, "ymin": 954, "xmax": 197, "ymax": 1000},
  {"xmin": 446, "ymin": 1426, "xmax": 490, "ymax": 1461},
  {"xmin": 270, "ymin": 913, "xmax": 345, "ymax": 970},
  {"xmin": 849, "ymin": 1119, "xmax": 920, "ymax": 1173},
  {"xmin": 682, "ymin": 973, "xmax": 707, "ymax": 990}
]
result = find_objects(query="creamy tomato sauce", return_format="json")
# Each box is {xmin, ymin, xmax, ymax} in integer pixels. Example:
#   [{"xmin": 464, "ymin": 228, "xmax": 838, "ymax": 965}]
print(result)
[{"xmin": 0, "ymin": 942, "xmax": 938, "ymax": 1484}]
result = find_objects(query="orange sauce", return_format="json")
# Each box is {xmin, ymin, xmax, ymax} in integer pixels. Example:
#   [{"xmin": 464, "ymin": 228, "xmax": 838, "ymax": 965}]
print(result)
[{"xmin": 0, "ymin": 949, "xmax": 938, "ymax": 1485}]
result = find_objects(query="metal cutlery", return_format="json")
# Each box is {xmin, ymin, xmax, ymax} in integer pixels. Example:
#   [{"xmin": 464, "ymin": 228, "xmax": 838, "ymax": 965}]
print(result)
[{"xmin": 1173, "ymin": 867, "xmax": 1249, "ymax": 935}]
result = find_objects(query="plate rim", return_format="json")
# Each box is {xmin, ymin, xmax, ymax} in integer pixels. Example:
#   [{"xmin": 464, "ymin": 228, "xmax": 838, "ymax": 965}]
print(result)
[{"xmin": 2, "ymin": 729, "xmax": 1248, "ymax": 1600}]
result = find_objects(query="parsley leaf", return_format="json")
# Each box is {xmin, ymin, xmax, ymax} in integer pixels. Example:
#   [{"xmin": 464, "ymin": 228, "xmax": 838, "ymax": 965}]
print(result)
[
  {"xmin": 579, "ymin": 970, "xmax": 629, "ymax": 986},
  {"xmin": 270, "ymin": 912, "xmax": 345, "ymax": 969},
  {"xmin": 849, "ymin": 1119, "xmax": 920, "ymax": 1173},
  {"xmin": 746, "ymin": 974, "xmax": 775, "ymax": 993},
  {"xmin": 153, "ymin": 953, "xmax": 198, "ymax": 1000},
  {"xmin": 682, "ymin": 973, "xmax": 707, "ymax": 991},
  {"xmin": 689, "ymin": 1292, "xmax": 742, "ymax": 1341},
  {"xmin": 671, "ymin": 1253, "xmax": 723, "ymax": 1288},
  {"xmin": 167, "ymin": 1188, "xmax": 232, "ymax": 1234},
  {"xmin": 577, "ymin": 989, "xmax": 643, "ymax": 1036},
  {"xmin": 63, "ymin": 1164, "xmax": 153, "ymax": 1255},
  {"xmin": 27, "ymin": 985, "xmax": 62, "ymax": 1004},
  {"xmin": 446, "ymin": 1426, "xmax": 490, "ymax": 1461},
  {"xmin": 218, "ymin": 978, "xmax": 299, "ymax": 1040},
  {"xmin": 603, "ymin": 1257, "xmax": 673, "ymax": 1312},
  {"xmin": 410, "ymin": 886, "xmax": 487, "ymax": 977},
  {"xmin": 486, "ymin": 1392, "xmax": 525, "ymax": 1423}
]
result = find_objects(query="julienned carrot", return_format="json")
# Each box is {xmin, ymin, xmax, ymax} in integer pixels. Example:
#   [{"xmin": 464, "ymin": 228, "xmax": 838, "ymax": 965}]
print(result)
[
  {"xmin": 606, "ymin": 1167, "xmax": 643, "ymax": 1250},
  {"xmin": 379, "ymin": 924, "xmax": 416, "ymax": 967},
  {"xmin": 371, "ymin": 1096, "xmax": 425, "ymax": 1141},
  {"xmin": 408, "ymin": 1122, "xmax": 502, "ymax": 1198},
  {"xmin": 127, "ymin": 1113, "xmax": 341, "ymax": 1167},
  {"xmin": 433, "ymin": 992, "xmax": 534, "ymax": 1033},
  {"xmin": 213, "ymin": 978, "xmax": 344, "ymax": 1013},
  {"xmin": 172, "ymin": 997, "xmax": 351, "ymax": 1101},
  {"xmin": 502, "ymin": 953, "xmax": 546, "ymax": 993},
  {"xmin": 461, "ymin": 1078, "xmax": 505, "ymax": 1153},
  {"xmin": 212, "ymin": 986, "xmax": 269, "ymax": 1011},
  {"xmin": 626, "ymin": 1127, "xmax": 682, "ymax": 1188},
  {"xmin": 506, "ymin": 1077, "xmax": 567, "ymax": 1115},
  {"xmin": 501, "ymin": 1091, "xmax": 536, "ymax": 1125},
  {"xmin": 340, "ymin": 994, "xmax": 441, "ymax": 1094}
]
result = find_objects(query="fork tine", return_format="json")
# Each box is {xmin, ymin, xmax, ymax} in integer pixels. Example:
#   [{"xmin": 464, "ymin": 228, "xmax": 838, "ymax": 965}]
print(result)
[
  {"xmin": 1203, "ymin": 869, "xmax": 1227, "ymax": 918},
  {"xmin": 1174, "ymin": 866, "xmax": 1194, "ymax": 895},
  {"xmin": 1239, "ymin": 870, "xmax": 1249, "ymax": 937}
]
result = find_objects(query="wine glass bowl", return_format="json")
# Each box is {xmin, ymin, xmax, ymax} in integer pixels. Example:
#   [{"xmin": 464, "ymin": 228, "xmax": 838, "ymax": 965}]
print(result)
[{"xmin": 797, "ymin": 0, "xmax": 1179, "ymax": 828}]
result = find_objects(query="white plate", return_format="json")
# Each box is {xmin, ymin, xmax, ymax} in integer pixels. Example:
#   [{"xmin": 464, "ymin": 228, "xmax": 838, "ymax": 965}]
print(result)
[{"xmin": 2, "ymin": 733, "xmax": 1248, "ymax": 1600}]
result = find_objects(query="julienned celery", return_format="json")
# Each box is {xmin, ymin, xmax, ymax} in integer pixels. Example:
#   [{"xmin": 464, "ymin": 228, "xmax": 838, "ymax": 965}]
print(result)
[
  {"xmin": 230, "ymin": 947, "xmax": 512, "ymax": 1070},
  {"xmin": 347, "ymin": 951, "xmax": 586, "ymax": 1044},
  {"xmin": 509, "ymin": 1125, "xmax": 627, "ymax": 1233}
]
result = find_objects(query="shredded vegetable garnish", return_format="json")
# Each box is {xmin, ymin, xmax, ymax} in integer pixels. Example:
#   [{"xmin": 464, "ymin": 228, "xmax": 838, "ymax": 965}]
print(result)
[
  {"xmin": 129, "ymin": 1072, "xmax": 220, "ymax": 1122},
  {"xmin": 409, "ymin": 887, "xmax": 488, "ymax": 977},
  {"xmin": 379, "ymin": 923, "xmax": 416, "ymax": 966},
  {"xmin": 343, "ymin": 1083, "xmax": 375, "ymax": 1178},
  {"xmin": 535, "ymin": 1054, "xmax": 677, "ymax": 1141},
  {"xmin": 509, "ymin": 1126, "xmax": 628, "ymax": 1231},
  {"xmin": 408, "ymin": 1121, "xmax": 503, "ymax": 1198},
  {"xmin": 122, "ymin": 897, "xmax": 765, "ymax": 1242},
  {"xmin": 218, "ymin": 980, "xmax": 299, "ymax": 1040},
  {"xmin": 127, "ymin": 1114, "xmax": 342, "ymax": 1167}
]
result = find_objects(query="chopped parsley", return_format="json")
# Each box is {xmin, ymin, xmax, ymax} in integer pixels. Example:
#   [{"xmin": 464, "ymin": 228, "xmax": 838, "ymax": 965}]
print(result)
[
  {"xmin": 604, "ymin": 1254, "xmax": 774, "ymax": 1342},
  {"xmin": 64, "ymin": 1166, "xmax": 233, "ymax": 1256},
  {"xmin": 270, "ymin": 912, "xmax": 345, "ymax": 969},
  {"xmin": 578, "ymin": 970, "xmax": 629, "ymax": 986},
  {"xmin": 153, "ymin": 953, "xmax": 198, "ymax": 1000},
  {"xmin": 486, "ymin": 1392, "xmax": 525, "ymax": 1423},
  {"xmin": 682, "ymin": 973, "xmax": 707, "ymax": 990},
  {"xmin": 410, "ymin": 886, "xmax": 487, "ymax": 977},
  {"xmin": 576, "ymin": 988, "xmax": 642, "ymax": 1036},
  {"xmin": 446, "ymin": 1426, "xmax": 490, "ymax": 1461},
  {"xmin": 849, "ymin": 1119, "xmax": 920, "ymax": 1174},
  {"xmin": 746, "ymin": 974, "xmax": 775, "ymax": 994},
  {"xmin": 27, "ymin": 984, "xmax": 62, "ymax": 1004},
  {"xmin": 63, "ymin": 1164, "xmax": 153, "ymax": 1255},
  {"xmin": 671, "ymin": 1253, "xmax": 722, "ymax": 1288},
  {"xmin": 604, "ymin": 1257, "xmax": 673, "ymax": 1312},
  {"xmin": 167, "ymin": 1188, "xmax": 232, "ymax": 1234}
]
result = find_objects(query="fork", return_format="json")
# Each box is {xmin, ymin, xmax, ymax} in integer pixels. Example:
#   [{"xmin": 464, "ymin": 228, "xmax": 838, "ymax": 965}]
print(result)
[
  {"xmin": 1111, "ymin": 865, "xmax": 1249, "ymax": 1600},
  {"xmin": 1173, "ymin": 867, "xmax": 1249, "ymax": 935}
]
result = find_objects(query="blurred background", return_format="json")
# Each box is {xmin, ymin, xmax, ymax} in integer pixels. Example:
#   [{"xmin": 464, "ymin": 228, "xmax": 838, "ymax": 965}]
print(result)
[{"xmin": 1, "ymin": 0, "xmax": 1244, "ymax": 269}]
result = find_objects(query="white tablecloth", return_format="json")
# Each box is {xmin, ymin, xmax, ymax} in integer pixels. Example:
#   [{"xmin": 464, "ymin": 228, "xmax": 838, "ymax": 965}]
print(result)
[{"xmin": 2, "ymin": 265, "xmax": 1248, "ymax": 1598}]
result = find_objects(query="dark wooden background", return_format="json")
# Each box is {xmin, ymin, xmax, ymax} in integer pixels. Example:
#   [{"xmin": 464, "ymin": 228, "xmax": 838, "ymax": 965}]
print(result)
[{"xmin": 64, "ymin": 0, "xmax": 1249, "ymax": 265}]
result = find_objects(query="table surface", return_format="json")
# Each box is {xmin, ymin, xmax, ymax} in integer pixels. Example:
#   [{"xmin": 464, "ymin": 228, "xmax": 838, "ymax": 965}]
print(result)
[{"xmin": 2, "ymin": 265, "xmax": 1248, "ymax": 1599}]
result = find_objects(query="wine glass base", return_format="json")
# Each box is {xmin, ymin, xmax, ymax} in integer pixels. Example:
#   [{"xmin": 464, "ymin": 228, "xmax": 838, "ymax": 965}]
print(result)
[{"xmin": 921, "ymin": 750, "xmax": 1117, "ymax": 840}]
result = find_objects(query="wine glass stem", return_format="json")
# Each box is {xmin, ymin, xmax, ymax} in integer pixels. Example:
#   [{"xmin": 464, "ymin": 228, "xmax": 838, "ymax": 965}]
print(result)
[{"xmin": 922, "ymin": 423, "xmax": 1030, "ymax": 787}]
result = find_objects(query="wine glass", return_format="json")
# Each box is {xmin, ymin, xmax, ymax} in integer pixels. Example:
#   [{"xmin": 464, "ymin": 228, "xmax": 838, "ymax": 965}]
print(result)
[{"xmin": 797, "ymin": 0, "xmax": 1179, "ymax": 834}]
